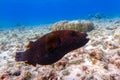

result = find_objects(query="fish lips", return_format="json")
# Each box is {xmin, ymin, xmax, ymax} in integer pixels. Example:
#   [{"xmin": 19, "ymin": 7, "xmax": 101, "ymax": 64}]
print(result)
[
  {"xmin": 84, "ymin": 33, "xmax": 89, "ymax": 41},
  {"xmin": 79, "ymin": 33, "xmax": 89, "ymax": 44}
]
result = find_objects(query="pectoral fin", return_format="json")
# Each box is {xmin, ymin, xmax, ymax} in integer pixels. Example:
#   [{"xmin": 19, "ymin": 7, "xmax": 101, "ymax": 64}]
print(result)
[
  {"xmin": 25, "ymin": 41, "xmax": 34, "ymax": 49},
  {"xmin": 46, "ymin": 33, "xmax": 61, "ymax": 52}
]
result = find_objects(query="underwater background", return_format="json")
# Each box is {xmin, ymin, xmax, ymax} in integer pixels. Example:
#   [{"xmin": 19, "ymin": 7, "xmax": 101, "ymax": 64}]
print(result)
[
  {"xmin": 1, "ymin": 0, "xmax": 120, "ymax": 79},
  {"xmin": 0, "ymin": 0, "xmax": 120, "ymax": 28}
]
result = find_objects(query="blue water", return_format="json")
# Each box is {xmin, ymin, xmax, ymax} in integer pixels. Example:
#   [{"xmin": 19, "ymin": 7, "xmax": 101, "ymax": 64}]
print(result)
[{"xmin": 0, "ymin": 0, "xmax": 120, "ymax": 28}]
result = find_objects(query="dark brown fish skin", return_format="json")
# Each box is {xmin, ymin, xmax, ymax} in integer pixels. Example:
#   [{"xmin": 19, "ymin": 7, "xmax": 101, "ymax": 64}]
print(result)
[{"xmin": 15, "ymin": 30, "xmax": 89, "ymax": 65}]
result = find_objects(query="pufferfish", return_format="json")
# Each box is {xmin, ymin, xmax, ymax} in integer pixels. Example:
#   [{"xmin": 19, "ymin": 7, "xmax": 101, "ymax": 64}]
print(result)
[{"xmin": 15, "ymin": 30, "xmax": 89, "ymax": 66}]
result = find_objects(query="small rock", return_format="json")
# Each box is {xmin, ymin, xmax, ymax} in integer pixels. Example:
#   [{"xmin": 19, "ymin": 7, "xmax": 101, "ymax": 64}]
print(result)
[
  {"xmin": 76, "ymin": 73, "xmax": 81, "ymax": 77},
  {"xmin": 68, "ymin": 59, "xmax": 81, "ymax": 65},
  {"xmin": 10, "ymin": 70, "xmax": 21, "ymax": 76},
  {"xmin": 62, "ymin": 70, "xmax": 70, "ymax": 76},
  {"xmin": 0, "ymin": 45, "xmax": 3, "ymax": 51},
  {"xmin": 17, "ymin": 70, "xmax": 31, "ymax": 80},
  {"xmin": 0, "ymin": 72, "xmax": 10, "ymax": 80},
  {"xmin": 82, "ymin": 66, "xmax": 88, "ymax": 71},
  {"xmin": 89, "ymin": 49, "xmax": 103, "ymax": 60}
]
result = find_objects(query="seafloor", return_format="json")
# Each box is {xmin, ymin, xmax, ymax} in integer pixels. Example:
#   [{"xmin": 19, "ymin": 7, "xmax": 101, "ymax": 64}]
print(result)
[{"xmin": 0, "ymin": 18, "xmax": 120, "ymax": 80}]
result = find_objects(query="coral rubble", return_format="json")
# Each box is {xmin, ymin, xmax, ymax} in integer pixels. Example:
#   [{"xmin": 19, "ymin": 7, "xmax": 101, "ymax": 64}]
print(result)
[{"xmin": 0, "ymin": 18, "xmax": 120, "ymax": 79}]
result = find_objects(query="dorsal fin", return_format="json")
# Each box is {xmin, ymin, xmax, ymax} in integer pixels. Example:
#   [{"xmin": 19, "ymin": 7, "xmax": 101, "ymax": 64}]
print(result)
[
  {"xmin": 46, "ymin": 33, "xmax": 61, "ymax": 52},
  {"xmin": 25, "ymin": 41, "xmax": 34, "ymax": 49}
]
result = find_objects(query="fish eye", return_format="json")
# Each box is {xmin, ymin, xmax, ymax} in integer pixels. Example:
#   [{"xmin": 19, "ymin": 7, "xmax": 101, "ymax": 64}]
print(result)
[{"xmin": 70, "ymin": 31, "xmax": 77, "ymax": 37}]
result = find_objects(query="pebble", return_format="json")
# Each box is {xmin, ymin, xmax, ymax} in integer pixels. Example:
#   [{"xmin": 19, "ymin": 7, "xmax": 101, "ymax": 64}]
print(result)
[{"xmin": 62, "ymin": 70, "xmax": 70, "ymax": 76}]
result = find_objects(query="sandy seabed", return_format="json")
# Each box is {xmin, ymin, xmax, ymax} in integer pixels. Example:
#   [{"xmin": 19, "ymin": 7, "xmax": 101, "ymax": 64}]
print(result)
[{"xmin": 0, "ymin": 18, "xmax": 120, "ymax": 80}]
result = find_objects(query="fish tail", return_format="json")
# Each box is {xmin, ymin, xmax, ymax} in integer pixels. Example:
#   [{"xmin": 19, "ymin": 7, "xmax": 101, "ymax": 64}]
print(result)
[{"xmin": 15, "ymin": 52, "xmax": 25, "ymax": 61}]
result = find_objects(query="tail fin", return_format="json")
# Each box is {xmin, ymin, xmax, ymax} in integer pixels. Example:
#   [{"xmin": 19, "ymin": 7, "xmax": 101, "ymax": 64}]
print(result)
[{"xmin": 15, "ymin": 52, "xmax": 25, "ymax": 61}]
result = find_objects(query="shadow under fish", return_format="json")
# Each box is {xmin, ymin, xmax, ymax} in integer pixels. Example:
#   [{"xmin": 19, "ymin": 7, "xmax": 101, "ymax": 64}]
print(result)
[{"xmin": 15, "ymin": 30, "xmax": 89, "ymax": 66}]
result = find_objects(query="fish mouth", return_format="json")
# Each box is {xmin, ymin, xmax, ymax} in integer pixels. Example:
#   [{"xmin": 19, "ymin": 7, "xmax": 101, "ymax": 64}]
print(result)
[
  {"xmin": 84, "ymin": 33, "xmax": 89, "ymax": 41},
  {"xmin": 80, "ymin": 33, "xmax": 89, "ymax": 43}
]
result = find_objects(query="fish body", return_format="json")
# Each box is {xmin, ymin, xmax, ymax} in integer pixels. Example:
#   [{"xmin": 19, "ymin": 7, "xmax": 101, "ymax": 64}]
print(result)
[{"xmin": 15, "ymin": 30, "xmax": 89, "ymax": 65}]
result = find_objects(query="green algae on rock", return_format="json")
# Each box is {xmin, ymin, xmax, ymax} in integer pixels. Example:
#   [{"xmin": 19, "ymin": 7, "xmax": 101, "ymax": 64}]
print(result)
[{"xmin": 51, "ymin": 20, "xmax": 94, "ymax": 32}]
